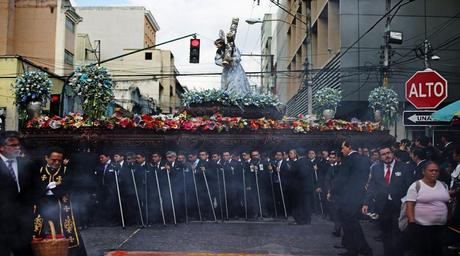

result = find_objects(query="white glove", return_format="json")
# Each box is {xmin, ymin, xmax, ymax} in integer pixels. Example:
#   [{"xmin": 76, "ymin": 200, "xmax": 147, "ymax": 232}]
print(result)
[
  {"xmin": 46, "ymin": 181, "xmax": 57, "ymax": 190},
  {"xmin": 46, "ymin": 182, "xmax": 57, "ymax": 195}
]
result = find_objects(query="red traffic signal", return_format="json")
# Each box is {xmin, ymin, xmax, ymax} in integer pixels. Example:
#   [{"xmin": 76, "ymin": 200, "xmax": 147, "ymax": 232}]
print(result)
[
  {"xmin": 50, "ymin": 94, "xmax": 60, "ymax": 116},
  {"xmin": 189, "ymin": 38, "xmax": 200, "ymax": 63},
  {"xmin": 51, "ymin": 95, "xmax": 60, "ymax": 102},
  {"xmin": 191, "ymin": 39, "xmax": 200, "ymax": 47}
]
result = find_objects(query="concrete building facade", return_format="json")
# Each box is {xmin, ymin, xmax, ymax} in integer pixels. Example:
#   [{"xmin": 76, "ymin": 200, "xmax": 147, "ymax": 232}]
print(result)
[
  {"xmin": 103, "ymin": 49, "xmax": 184, "ymax": 114},
  {"xmin": 74, "ymin": 6, "xmax": 183, "ymax": 114},
  {"xmin": 0, "ymin": 0, "xmax": 81, "ymax": 76},
  {"xmin": 75, "ymin": 6, "xmax": 160, "ymax": 61},
  {"xmin": 266, "ymin": 0, "xmax": 460, "ymax": 139},
  {"xmin": 270, "ymin": 0, "xmax": 309, "ymax": 104}
]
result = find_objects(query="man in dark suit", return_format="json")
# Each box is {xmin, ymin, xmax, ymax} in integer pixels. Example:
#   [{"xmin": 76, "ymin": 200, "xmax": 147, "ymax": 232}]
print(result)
[
  {"xmin": 68, "ymin": 145, "xmax": 98, "ymax": 229},
  {"xmin": 196, "ymin": 150, "xmax": 218, "ymax": 221},
  {"xmin": 96, "ymin": 153, "xmax": 119, "ymax": 226},
  {"xmin": 250, "ymin": 150, "xmax": 272, "ymax": 218},
  {"xmin": 165, "ymin": 151, "xmax": 185, "ymax": 223},
  {"xmin": 325, "ymin": 151, "xmax": 342, "ymax": 237},
  {"xmin": 291, "ymin": 149, "xmax": 315, "ymax": 224},
  {"xmin": 150, "ymin": 152, "xmax": 166, "ymax": 224},
  {"xmin": 222, "ymin": 151, "xmax": 242, "ymax": 219},
  {"xmin": 0, "ymin": 131, "xmax": 34, "ymax": 256},
  {"xmin": 269, "ymin": 151, "xmax": 288, "ymax": 218},
  {"xmin": 362, "ymin": 146, "xmax": 412, "ymax": 256},
  {"xmin": 410, "ymin": 148, "xmax": 427, "ymax": 182},
  {"xmin": 332, "ymin": 141, "xmax": 372, "ymax": 256}
]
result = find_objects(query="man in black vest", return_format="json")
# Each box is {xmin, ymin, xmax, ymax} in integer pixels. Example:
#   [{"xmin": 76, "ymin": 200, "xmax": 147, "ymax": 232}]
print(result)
[
  {"xmin": 0, "ymin": 131, "xmax": 34, "ymax": 256},
  {"xmin": 332, "ymin": 141, "xmax": 372, "ymax": 256},
  {"xmin": 363, "ymin": 146, "xmax": 412, "ymax": 256}
]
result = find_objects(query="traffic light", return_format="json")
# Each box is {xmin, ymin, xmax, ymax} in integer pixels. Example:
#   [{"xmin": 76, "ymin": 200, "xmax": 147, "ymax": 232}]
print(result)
[
  {"xmin": 50, "ymin": 94, "xmax": 60, "ymax": 116},
  {"xmin": 189, "ymin": 38, "xmax": 200, "ymax": 63}
]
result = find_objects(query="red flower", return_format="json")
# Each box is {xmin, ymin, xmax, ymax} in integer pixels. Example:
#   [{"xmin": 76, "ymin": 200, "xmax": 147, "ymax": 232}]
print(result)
[
  {"xmin": 183, "ymin": 121, "xmax": 194, "ymax": 130},
  {"xmin": 119, "ymin": 118, "xmax": 131, "ymax": 128}
]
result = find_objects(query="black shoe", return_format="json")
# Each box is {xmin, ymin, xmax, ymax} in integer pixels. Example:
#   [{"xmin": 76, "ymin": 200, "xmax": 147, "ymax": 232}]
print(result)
[{"xmin": 334, "ymin": 245, "xmax": 345, "ymax": 249}]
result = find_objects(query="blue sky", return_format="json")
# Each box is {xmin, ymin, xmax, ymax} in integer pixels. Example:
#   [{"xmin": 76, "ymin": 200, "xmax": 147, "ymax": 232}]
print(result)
[{"xmin": 72, "ymin": 0, "xmax": 275, "ymax": 90}]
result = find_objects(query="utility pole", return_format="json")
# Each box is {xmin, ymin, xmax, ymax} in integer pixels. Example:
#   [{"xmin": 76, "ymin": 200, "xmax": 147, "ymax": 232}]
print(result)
[
  {"xmin": 382, "ymin": 0, "xmax": 391, "ymax": 87},
  {"xmin": 94, "ymin": 40, "xmax": 101, "ymax": 66},
  {"xmin": 303, "ymin": 0, "xmax": 312, "ymax": 115},
  {"xmin": 423, "ymin": 39, "xmax": 432, "ymax": 69}
]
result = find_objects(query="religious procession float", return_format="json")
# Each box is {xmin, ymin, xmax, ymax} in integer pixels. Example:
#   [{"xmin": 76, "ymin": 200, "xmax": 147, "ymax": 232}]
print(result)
[
  {"xmin": 15, "ymin": 19, "xmax": 397, "ymax": 153},
  {"xmin": 16, "ymin": 69, "xmax": 395, "ymax": 154}
]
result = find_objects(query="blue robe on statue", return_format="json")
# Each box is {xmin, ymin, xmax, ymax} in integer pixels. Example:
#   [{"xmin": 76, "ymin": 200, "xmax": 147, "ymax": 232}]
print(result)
[{"xmin": 215, "ymin": 47, "xmax": 251, "ymax": 95}]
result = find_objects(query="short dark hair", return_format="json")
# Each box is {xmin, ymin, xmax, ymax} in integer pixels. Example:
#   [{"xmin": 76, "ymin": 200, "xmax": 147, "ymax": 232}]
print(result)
[
  {"xmin": 45, "ymin": 146, "xmax": 65, "ymax": 157},
  {"xmin": 99, "ymin": 152, "xmax": 111, "ymax": 158},
  {"xmin": 342, "ymin": 140, "xmax": 354, "ymax": 149},
  {"xmin": 378, "ymin": 145, "xmax": 392, "ymax": 153},
  {"xmin": 411, "ymin": 148, "xmax": 427, "ymax": 160},
  {"xmin": 416, "ymin": 136, "xmax": 430, "ymax": 147},
  {"xmin": 112, "ymin": 151, "xmax": 125, "ymax": 157},
  {"xmin": 422, "ymin": 161, "xmax": 438, "ymax": 172},
  {"xmin": 0, "ymin": 131, "xmax": 21, "ymax": 146},
  {"xmin": 136, "ymin": 152, "xmax": 147, "ymax": 158},
  {"xmin": 401, "ymin": 139, "xmax": 411, "ymax": 147}
]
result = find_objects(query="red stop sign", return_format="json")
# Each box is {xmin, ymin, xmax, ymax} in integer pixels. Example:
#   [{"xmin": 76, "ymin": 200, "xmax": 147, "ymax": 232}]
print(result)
[{"xmin": 405, "ymin": 69, "xmax": 448, "ymax": 109}]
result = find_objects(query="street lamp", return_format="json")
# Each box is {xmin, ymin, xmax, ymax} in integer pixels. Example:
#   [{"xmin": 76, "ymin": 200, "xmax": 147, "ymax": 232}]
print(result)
[{"xmin": 245, "ymin": 18, "xmax": 291, "ymax": 25}]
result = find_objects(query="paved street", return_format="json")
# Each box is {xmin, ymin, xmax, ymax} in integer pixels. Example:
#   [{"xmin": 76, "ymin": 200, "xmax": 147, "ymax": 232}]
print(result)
[{"xmin": 81, "ymin": 216, "xmax": 383, "ymax": 256}]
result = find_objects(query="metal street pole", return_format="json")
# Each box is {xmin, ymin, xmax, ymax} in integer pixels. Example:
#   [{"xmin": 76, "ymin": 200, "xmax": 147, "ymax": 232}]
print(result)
[{"xmin": 383, "ymin": 0, "xmax": 391, "ymax": 87}]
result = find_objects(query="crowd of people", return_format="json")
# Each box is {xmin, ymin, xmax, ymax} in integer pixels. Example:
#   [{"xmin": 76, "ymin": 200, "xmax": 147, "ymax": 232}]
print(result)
[{"xmin": 0, "ymin": 129, "xmax": 459, "ymax": 256}]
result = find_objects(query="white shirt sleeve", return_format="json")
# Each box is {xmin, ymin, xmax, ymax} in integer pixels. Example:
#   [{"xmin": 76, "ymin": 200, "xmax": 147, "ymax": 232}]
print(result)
[{"xmin": 406, "ymin": 182, "xmax": 418, "ymax": 202}]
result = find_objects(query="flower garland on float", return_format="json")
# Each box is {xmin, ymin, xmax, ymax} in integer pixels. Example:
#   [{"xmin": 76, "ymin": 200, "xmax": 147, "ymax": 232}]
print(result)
[{"xmin": 25, "ymin": 111, "xmax": 381, "ymax": 133}]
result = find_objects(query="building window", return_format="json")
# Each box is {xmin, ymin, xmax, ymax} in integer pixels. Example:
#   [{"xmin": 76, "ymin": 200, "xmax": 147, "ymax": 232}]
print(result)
[
  {"xmin": 145, "ymin": 52, "xmax": 152, "ymax": 60},
  {"xmin": 65, "ymin": 17, "xmax": 75, "ymax": 33},
  {"xmin": 64, "ymin": 50, "xmax": 74, "ymax": 65}
]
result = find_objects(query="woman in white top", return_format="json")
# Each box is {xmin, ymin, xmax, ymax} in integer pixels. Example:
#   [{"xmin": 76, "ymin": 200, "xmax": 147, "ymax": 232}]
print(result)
[{"xmin": 406, "ymin": 161, "xmax": 450, "ymax": 256}]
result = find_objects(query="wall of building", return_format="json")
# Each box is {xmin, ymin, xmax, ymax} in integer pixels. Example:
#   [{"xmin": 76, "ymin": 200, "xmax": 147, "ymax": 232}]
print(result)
[
  {"xmin": 75, "ymin": 7, "xmax": 157, "ymax": 60},
  {"xmin": 273, "ymin": 0, "xmax": 309, "ymax": 103},
  {"xmin": 0, "ymin": 0, "xmax": 16, "ymax": 55},
  {"xmin": 11, "ymin": 0, "xmax": 58, "ymax": 73},
  {"xmin": 75, "ymin": 33, "xmax": 97, "ymax": 66},
  {"xmin": 0, "ymin": 57, "xmax": 20, "ymax": 130},
  {"xmin": 103, "ymin": 49, "xmax": 180, "ymax": 114}
]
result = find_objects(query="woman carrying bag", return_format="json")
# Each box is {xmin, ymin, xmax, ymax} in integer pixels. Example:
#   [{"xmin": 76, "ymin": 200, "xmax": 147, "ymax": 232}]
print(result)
[{"xmin": 405, "ymin": 161, "xmax": 450, "ymax": 256}]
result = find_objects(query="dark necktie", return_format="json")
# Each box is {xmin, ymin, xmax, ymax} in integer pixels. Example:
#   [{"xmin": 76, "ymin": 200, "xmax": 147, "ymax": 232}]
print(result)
[{"xmin": 6, "ymin": 160, "xmax": 19, "ymax": 192}]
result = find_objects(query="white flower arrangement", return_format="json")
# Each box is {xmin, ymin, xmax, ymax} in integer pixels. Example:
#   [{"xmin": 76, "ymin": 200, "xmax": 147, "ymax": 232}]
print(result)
[
  {"xmin": 13, "ymin": 71, "xmax": 53, "ymax": 119},
  {"xmin": 68, "ymin": 65, "xmax": 114, "ymax": 119},
  {"xmin": 13, "ymin": 71, "xmax": 52, "ymax": 106},
  {"xmin": 182, "ymin": 89, "xmax": 281, "ymax": 108},
  {"xmin": 368, "ymin": 87, "xmax": 399, "ymax": 127},
  {"xmin": 314, "ymin": 87, "xmax": 342, "ymax": 111}
]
